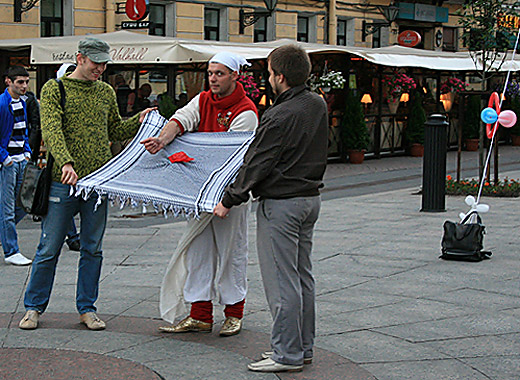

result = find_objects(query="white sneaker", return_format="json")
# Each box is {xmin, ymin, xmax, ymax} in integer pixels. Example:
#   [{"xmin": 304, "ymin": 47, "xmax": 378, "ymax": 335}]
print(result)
[
  {"xmin": 5, "ymin": 253, "xmax": 32, "ymax": 266},
  {"xmin": 261, "ymin": 351, "xmax": 312, "ymax": 364},
  {"xmin": 248, "ymin": 358, "xmax": 303, "ymax": 372}
]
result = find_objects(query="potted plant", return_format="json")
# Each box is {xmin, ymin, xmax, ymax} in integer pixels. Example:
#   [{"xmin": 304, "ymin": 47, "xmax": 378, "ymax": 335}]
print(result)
[
  {"xmin": 341, "ymin": 90, "xmax": 370, "ymax": 164},
  {"xmin": 309, "ymin": 70, "xmax": 346, "ymax": 93},
  {"xmin": 463, "ymin": 94, "xmax": 481, "ymax": 151},
  {"xmin": 441, "ymin": 77, "xmax": 468, "ymax": 102},
  {"xmin": 382, "ymin": 72, "xmax": 416, "ymax": 113},
  {"xmin": 405, "ymin": 91, "xmax": 427, "ymax": 157},
  {"xmin": 237, "ymin": 73, "xmax": 261, "ymax": 101}
]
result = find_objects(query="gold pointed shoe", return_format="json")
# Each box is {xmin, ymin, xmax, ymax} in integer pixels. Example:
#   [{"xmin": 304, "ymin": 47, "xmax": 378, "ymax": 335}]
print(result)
[
  {"xmin": 159, "ymin": 316, "xmax": 212, "ymax": 333},
  {"xmin": 219, "ymin": 316, "xmax": 242, "ymax": 336}
]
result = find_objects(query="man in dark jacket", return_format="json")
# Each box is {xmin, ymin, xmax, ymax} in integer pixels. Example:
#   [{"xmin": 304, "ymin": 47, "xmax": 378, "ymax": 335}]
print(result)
[{"xmin": 214, "ymin": 45, "xmax": 328, "ymax": 373}]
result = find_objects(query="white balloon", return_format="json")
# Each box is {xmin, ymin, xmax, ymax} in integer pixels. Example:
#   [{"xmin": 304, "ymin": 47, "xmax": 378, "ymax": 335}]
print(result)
[
  {"xmin": 465, "ymin": 195, "xmax": 476, "ymax": 206},
  {"xmin": 476, "ymin": 204, "xmax": 490, "ymax": 213}
]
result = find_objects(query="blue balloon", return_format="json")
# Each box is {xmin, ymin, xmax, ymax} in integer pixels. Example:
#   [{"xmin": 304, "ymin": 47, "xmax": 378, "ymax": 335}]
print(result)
[{"xmin": 481, "ymin": 107, "xmax": 498, "ymax": 124}]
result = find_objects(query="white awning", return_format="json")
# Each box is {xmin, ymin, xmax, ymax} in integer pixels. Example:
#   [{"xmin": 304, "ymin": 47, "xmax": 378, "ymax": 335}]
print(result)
[{"xmin": 0, "ymin": 30, "xmax": 518, "ymax": 72}]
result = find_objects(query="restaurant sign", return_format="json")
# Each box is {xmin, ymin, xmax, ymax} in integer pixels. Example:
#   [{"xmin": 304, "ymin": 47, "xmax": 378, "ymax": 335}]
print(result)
[
  {"xmin": 125, "ymin": 0, "xmax": 149, "ymax": 21},
  {"xmin": 398, "ymin": 30, "xmax": 421, "ymax": 48}
]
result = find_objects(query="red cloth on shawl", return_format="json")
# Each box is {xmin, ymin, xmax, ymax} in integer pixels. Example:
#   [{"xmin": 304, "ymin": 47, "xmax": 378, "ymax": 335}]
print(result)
[{"xmin": 193, "ymin": 82, "xmax": 257, "ymax": 133}]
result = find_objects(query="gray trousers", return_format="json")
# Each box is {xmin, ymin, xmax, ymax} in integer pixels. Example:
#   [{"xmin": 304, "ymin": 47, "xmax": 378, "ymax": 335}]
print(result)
[{"xmin": 256, "ymin": 196, "xmax": 321, "ymax": 366}]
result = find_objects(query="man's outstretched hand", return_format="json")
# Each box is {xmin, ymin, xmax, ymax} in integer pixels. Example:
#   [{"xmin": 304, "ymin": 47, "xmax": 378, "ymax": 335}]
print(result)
[
  {"xmin": 141, "ymin": 136, "xmax": 165, "ymax": 154},
  {"xmin": 213, "ymin": 202, "xmax": 230, "ymax": 219}
]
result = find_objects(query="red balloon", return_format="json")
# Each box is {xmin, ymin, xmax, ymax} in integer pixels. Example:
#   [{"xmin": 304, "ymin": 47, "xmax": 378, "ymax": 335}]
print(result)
[{"xmin": 486, "ymin": 92, "xmax": 500, "ymax": 139}]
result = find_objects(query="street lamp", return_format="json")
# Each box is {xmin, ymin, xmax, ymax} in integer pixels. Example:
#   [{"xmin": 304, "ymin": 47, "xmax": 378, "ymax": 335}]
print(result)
[
  {"xmin": 239, "ymin": 0, "xmax": 277, "ymax": 34},
  {"xmin": 14, "ymin": 0, "xmax": 39, "ymax": 22},
  {"xmin": 361, "ymin": 4, "xmax": 400, "ymax": 42}
]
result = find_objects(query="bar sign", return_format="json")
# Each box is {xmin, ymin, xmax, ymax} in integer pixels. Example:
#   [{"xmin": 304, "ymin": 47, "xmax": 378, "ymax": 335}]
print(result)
[{"xmin": 122, "ymin": 21, "xmax": 150, "ymax": 29}]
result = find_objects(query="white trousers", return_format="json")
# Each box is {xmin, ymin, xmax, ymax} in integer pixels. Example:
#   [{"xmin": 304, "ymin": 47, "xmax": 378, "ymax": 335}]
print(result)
[{"xmin": 183, "ymin": 202, "xmax": 249, "ymax": 305}]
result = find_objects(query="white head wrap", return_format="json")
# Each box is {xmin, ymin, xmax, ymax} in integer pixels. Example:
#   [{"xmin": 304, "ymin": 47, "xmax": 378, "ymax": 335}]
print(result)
[
  {"xmin": 209, "ymin": 52, "xmax": 251, "ymax": 73},
  {"xmin": 56, "ymin": 63, "xmax": 76, "ymax": 79}
]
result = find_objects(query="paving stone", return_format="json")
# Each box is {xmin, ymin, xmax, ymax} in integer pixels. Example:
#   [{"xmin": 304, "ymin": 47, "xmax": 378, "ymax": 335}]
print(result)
[
  {"xmin": 361, "ymin": 358, "xmax": 491, "ymax": 380},
  {"xmin": 317, "ymin": 330, "xmax": 450, "ymax": 363}
]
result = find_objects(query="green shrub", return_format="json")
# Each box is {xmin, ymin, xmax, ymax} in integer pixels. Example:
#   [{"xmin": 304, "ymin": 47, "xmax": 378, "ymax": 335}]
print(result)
[
  {"xmin": 463, "ymin": 95, "xmax": 481, "ymax": 139},
  {"xmin": 158, "ymin": 93, "xmax": 177, "ymax": 119},
  {"xmin": 405, "ymin": 91, "xmax": 426, "ymax": 145},
  {"xmin": 506, "ymin": 96, "xmax": 520, "ymax": 136},
  {"xmin": 341, "ymin": 90, "xmax": 370, "ymax": 151}
]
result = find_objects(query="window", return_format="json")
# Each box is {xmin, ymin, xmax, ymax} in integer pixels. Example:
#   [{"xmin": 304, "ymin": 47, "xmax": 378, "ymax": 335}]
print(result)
[
  {"xmin": 337, "ymin": 19, "xmax": 347, "ymax": 46},
  {"xmin": 205, "ymin": 8, "xmax": 220, "ymax": 41},
  {"xmin": 41, "ymin": 0, "xmax": 63, "ymax": 37},
  {"xmin": 149, "ymin": 4, "xmax": 165, "ymax": 36},
  {"xmin": 254, "ymin": 17, "xmax": 267, "ymax": 42},
  {"xmin": 297, "ymin": 16, "xmax": 309, "ymax": 42},
  {"xmin": 372, "ymin": 26, "xmax": 381, "ymax": 48},
  {"xmin": 443, "ymin": 27, "xmax": 457, "ymax": 52}
]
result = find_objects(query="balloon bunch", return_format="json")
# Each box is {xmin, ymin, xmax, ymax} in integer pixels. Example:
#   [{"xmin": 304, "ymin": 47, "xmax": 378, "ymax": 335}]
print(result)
[
  {"xmin": 480, "ymin": 92, "xmax": 517, "ymax": 139},
  {"xmin": 458, "ymin": 91, "xmax": 518, "ymax": 221},
  {"xmin": 459, "ymin": 195, "xmax": 489, "ymax": 221}
]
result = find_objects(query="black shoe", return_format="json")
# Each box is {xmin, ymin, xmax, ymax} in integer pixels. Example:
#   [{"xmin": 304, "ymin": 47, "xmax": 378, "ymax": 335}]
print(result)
[
  {"xmin": 66, "ymin": 239, "xmax": 80, "ymax": 252},
  {"xmin": 32, "ymin": 215, "xmax": 42, "ymax": 222}
]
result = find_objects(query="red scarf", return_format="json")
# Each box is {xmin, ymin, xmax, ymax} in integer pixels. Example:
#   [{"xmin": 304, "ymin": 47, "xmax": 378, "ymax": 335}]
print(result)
[{"xmin": 197, "ymin": 82, "xmax": 257, "ymax": 132}]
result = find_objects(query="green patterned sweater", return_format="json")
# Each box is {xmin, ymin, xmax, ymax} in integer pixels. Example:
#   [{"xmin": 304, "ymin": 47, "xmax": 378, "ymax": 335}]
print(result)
[{"xmin": 40, "ymin": 75, "xmax": 141, "ymax": 182}]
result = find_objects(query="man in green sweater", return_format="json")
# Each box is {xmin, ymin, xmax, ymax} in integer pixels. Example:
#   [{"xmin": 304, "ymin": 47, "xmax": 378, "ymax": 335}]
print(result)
[{"xmin": 19, "ymin": 37, "xmax": 153, "ymax": 331}]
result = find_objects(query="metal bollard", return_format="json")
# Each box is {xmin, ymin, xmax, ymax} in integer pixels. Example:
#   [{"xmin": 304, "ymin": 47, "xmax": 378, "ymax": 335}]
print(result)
[{"xmin": 421, "ymin": 114, "xmax": 448, "ymax": 212}]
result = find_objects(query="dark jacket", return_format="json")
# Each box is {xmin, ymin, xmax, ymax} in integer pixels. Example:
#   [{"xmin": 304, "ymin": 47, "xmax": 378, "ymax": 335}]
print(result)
[
  {"xmin": 221, "ymin": 85, "xmax": 328, "ymax": 208},
  {"xmin": 0, "ymin": 88, "xmax": 31, "ymax": 164},
  {"xmin": 24, "ymin": 91, "xmax": 42, "ymax": 158},
  {"xmin": 24, "ymin": 91, "xmax": 40, "ymax": 131}
]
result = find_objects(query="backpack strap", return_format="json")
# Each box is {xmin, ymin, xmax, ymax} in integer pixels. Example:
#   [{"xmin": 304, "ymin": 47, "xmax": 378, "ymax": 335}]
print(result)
[{"xmin": 54, "ymin": 78, "xmax": 66, "ymax": 110}]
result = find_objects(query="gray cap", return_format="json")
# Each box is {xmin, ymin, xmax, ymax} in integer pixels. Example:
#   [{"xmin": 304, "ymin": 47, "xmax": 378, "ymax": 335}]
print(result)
[{"xmin": 78, "ymin": 37, "xmax": 112, "ymax": 63}]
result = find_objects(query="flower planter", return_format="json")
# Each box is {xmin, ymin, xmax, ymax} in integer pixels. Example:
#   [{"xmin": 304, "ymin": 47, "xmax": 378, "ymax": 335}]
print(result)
[
  {"xmin": 348, "ymin": 150, "xmax": 365, "ymax": 164},
  {"xmin": 512, "ymin": 134, "xmax": 520, "ymax": 146},
  {"xmin": 465, "ymin": 138, "xmax": 479, "ymax": 151},
  {"xmin": 409, "ymin": 143, "xmax": 424, "ymax": 157},
  {"xmin": 388, "ymin": 98, "xmax": 400, "ymax": 114}
]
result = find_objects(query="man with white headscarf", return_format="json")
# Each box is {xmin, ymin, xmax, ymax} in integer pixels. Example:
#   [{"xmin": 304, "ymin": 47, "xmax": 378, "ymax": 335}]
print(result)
[{"xmin": 141, "ymin": 52, "xmax": 258, "ymax": 336}]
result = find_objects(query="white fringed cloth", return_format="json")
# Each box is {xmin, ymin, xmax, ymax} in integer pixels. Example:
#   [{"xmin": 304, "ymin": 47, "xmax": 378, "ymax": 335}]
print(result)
[{"xmin": 74, "ymin": 111, "xmax": 254, "ymax": 217}]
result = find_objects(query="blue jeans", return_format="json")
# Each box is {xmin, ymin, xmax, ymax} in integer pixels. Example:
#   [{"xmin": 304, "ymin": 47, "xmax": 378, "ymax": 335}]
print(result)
[
  {"xmin": 0, "ymin": 160, "xmax": 27, "ymax": 258},
  {"xmin": 24, "ymin": 181, "xmax": 108, "ymax": 314},
  {"xmin": 66, "ymin": 218, "xmax": 79, "ymax": 243}
]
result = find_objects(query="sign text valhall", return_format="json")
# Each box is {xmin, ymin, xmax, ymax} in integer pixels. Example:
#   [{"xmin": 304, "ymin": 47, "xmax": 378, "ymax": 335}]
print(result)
[{"xmin": 52, "ymin": 47, "xmax": 149, "ymax": 62}]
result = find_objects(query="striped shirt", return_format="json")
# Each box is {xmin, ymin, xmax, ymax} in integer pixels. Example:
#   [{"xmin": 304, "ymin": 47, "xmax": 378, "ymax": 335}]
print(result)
[{"xmin": 8, "ymin": 99, "xmax": 27, "ymax": 161}]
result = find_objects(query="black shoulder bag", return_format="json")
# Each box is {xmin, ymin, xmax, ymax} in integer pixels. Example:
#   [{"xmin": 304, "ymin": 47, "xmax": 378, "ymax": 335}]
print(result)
[
  {"xmin": 440, "ymin": 211, "xmax": 492, "ymax": 262},
  {"xmin": 17, "ymin": 79, "xmax": 65, "ymax": 216}
]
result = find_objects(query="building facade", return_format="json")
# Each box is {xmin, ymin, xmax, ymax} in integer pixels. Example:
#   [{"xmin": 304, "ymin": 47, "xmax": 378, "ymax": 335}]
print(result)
[{"xmin": 1, "ymin": 1, "xmax": 466, "ymax": 51}]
